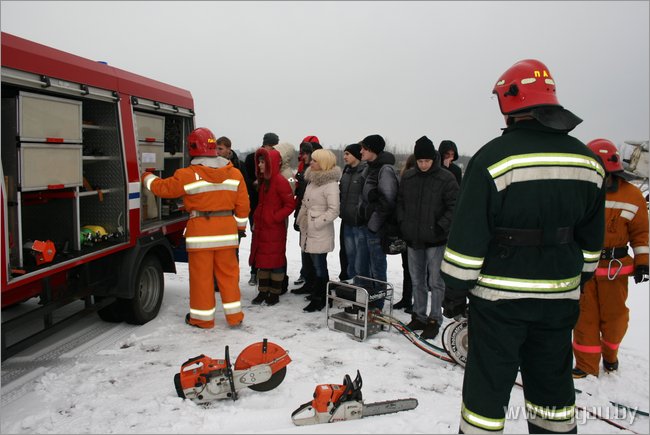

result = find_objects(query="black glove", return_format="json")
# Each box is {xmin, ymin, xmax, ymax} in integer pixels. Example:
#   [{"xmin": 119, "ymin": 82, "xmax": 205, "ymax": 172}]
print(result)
[
  {"xmin": 238, "ymin": 230, "xmax": 246, "ymax": 238},
  {"xmin": 293, "ymin": 222, "xmax": 300, "ymax": 232},
  {"xmin": 442, "ymin": 296, "xmax": 467, "ymax": 319},
  {"xmin": 634, "ymin": 265, "xmax": 649, "ymax": 284}
]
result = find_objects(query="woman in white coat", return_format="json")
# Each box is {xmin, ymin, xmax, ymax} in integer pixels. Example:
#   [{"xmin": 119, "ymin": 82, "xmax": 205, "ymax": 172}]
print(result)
[{"xmin": 296, "ymin": 149, "xmax": 342, "ymax": 312}]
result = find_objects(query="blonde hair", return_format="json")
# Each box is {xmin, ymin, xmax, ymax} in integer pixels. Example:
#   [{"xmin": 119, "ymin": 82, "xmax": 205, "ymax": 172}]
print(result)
[{"xmin": 311, "ymin": 149, "xmax": 336, "ymax": 171}]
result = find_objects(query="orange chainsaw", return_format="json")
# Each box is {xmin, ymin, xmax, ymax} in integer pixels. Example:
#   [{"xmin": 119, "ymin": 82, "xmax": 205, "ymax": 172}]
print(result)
[
  {"xmin": 174, "ymin": 339, "xmax": 291, "ymax": 405},
  {"xmin": 291, "ymin": 370, "xmax": 418, "ymax": 425}
]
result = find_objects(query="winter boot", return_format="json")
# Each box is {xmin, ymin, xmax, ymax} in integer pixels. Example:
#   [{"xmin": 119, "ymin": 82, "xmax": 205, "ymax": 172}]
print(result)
[
  {"xmin": 291, "ymin": 279, "xmax": 314, "ymax": 295},
  {"xmin": 268, "ymin": 272, "xmax": 285, "ymax": 306},
  {"xmin": 394, "ymin": 278, "xmax": 413, "ymax": 312},
  {"xmin": 253, "ymin": 269, "xmax": 272, "ymax": 305},
  {"xmin": 420, "ymin": 319, "xmax": 440, "ymax": 340},
  {"xmin": 603, "ymin": 359, "xmax": 619, "ymax": 373},
  {"xmin": 265, "ymin": 293, "xmax": 280, "ymax": 306},
  {"xmin": 294, "ymin": 275, "xmax": 305, "ymax": 285},
  {"xmin": 405, "ymin": 315, "xmax": 427, "ymax": 331},
  {"xmin": 280, "ymin": 275, "xmax": 289, "ymax": 295},
  {"xmin": 252, "ymin": 292, "xmax": 267, "ymax": 305},
  {"xmin": 304, "ymin": 277, "xmax": 328, "ymax": 312}
]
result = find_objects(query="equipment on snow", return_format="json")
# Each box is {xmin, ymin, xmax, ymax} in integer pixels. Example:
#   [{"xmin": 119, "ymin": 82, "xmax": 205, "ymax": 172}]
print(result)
[
  {"xmin": 174, "ymin": 338, "xmax": 291, "ymax": 405},
  {"xmin": 291, "ymin": 370, "xmax": 417, "ymax": 425},
  {"xmin": 441, "ymin": 319, "xmax": 469, "ymax": 367},
  {"xmin": 326, "ymin": 276, "xmax": 394, "ymax": 341}
]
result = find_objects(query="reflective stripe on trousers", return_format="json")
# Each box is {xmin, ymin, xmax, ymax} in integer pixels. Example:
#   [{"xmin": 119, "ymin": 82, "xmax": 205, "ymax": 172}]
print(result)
[{"xmin": 188, "ymin": 249, "xmax": 243, "ymax": 327}]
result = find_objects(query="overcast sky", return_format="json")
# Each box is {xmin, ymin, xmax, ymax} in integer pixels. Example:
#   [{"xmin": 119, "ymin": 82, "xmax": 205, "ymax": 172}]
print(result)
[{"xmin": 2, "ymin": 1, "xmax": 648, "ymax": 156}]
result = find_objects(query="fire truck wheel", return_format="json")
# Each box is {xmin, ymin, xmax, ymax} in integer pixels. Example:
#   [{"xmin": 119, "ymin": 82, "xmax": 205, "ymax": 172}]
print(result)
[
  {"xmin": 123, "ymin": 255, "xmax": 164, "ymax": 324},
  {"xmin": 96, "ymin": 297, "xmax": 124, "ymax": 323}
]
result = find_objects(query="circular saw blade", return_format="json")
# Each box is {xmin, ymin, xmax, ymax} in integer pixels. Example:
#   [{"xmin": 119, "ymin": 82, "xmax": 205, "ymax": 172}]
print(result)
[
  {"xmin": 247, "ymin": 366, "xmax": 287, "ymax": 392},
  {"xmin": 442, "ymin": 320, "xmax": 469, "ymax": 367}
]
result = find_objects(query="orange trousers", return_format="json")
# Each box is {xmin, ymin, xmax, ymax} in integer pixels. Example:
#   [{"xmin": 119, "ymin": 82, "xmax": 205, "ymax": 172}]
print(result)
[
  {"xmin": 573, "ymin": 276, "xmax": 629, "ymax": 375},
  {"xmin": 187, "ymin": 249, "xmax": 243, "ymax": 328}
]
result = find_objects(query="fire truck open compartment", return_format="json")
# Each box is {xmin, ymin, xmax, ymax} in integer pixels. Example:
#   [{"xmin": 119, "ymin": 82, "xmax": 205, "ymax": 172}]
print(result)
[
  {"xmin": 1, "ymin": 87, "xmax": 129, "ymax": 274},
  {"xmin": 1, "ymin": 32, "xmax": 195, "ymax": 360},
  {"xmin": 2, "ymin": 85, "xmax": 192, "ymax": 278}
]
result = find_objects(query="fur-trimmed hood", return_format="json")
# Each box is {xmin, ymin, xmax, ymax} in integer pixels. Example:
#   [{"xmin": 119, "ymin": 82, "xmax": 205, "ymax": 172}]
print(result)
[{"xmin": 304, "ymin": 165, "xmax": 342, "ymax": 186}]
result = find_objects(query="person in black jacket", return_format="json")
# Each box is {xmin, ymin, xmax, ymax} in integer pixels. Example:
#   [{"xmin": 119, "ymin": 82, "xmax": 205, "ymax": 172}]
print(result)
[
  {"xmin": 438, "ymin": 139, "xmax": 462, "ymax": 185},
  {"xmin": 339, "ymin": 143, "xmax": 369, "ymax": 280},
  {"xmin": 357, "ymin": 134, "xmax": 399, "ymax": 308},
  {"xmin": 397, "ymin": 136, "xmax": 458, "ymax": 339}
]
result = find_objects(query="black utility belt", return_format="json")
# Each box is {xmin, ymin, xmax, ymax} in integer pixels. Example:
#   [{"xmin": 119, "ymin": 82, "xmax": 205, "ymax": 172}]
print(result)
[
  {"xmin": 600, "ymin": 246, "xmax": 628, "ymax": 260},
  {"xmin": 493, "ymin": 227, "xmax": 573, "ymax": 246},
  {"xmin": 189, "ymin": 210, "xmax": 232, "ymax": 218}
]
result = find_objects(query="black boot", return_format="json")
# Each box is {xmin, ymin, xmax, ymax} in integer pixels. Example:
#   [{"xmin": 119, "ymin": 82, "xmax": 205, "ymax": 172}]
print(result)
[
  {"xmin": 420, "ymin": 319, "xmax": 440, "ymax": 340},
  {"xmin": 405, "ymin": 315, "xmax": 427, "ymax": 331},
  {"xmin": 303, "ymin": 277, "xmax": 328, "ymax": 312},
  {"xmin": 252, "ymin": 292, "xmax": 267, "ymax": 305},
  {"xmin": 254, "ymin": 270, "xmax": 272, "ymax": 305},
  {"xmin": 291, "ymin": 279, "xmax": 314, "ymax": 295},
  {"xmin": 280, "ymin": 275, "xmax": 289, "ymax": 295},
  {"xmin": 303, "ymin": 297, "xmax": 326, "ymax": 312},
  {"xmin": 268, "ymin": 272, "xmax": 284, "ymax": 306},
  {"xmin": 266, "ymin": 293, "xmax": 280, "ymax": 306}
]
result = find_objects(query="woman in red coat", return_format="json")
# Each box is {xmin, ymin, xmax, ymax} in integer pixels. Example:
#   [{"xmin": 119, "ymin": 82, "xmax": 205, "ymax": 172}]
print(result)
[{"xmin": 249, "ymin": 147, "xmax": 296, "ymax": 305}]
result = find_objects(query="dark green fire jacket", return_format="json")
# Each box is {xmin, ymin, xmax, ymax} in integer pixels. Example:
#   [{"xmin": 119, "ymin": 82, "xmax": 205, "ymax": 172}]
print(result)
[{"xmin": 441, "ymin": 120, "xmax": 606, "ymax": 301}]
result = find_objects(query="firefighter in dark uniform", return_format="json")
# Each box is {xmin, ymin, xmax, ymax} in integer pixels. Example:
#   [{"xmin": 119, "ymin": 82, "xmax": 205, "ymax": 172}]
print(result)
[{"xmin": 440, "ymin": 59, "xmax": 606, "ymax": 434}]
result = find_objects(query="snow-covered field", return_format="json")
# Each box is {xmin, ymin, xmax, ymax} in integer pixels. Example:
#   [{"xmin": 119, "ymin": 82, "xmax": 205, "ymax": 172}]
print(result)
[{"xmin": 1, "ymin": 223, "xmax": 648, "ymax": 434}]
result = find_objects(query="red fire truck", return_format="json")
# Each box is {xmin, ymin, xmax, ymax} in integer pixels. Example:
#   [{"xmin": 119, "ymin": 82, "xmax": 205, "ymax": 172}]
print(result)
[{"xmin": 1, "ymin": 32, "xmax": 194, "ymax": 359}]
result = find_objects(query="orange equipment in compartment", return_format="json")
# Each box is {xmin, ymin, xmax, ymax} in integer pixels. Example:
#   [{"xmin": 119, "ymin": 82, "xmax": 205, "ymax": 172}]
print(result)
[{"xmin": 26, "ymin": 240, "xmax": 56, "ymax": 265}]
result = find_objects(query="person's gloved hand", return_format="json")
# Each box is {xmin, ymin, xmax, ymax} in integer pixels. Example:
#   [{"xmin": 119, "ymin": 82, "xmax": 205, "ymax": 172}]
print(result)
[
  {"xmin": 238, "ymin": 230, "xmax": 246, "ymax": 238},
  {"xmin": 442, "ymin": 296, "xmax": 467, "ymax": 320},
  {"xmin": 634, "ymin": 265, "xmax": 649, "ymax": 283},
  {"xmin": 293, "ymin": 221, "xmax": 300, "ymax": 232}
]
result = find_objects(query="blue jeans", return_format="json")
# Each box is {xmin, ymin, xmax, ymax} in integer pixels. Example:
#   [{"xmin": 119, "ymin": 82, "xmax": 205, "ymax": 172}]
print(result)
[
  {"xmin": 310, "ymin": 253, "xmax": 329, "ymax": 280},
  {"xmin": 407, "ymin": 246, "xmax": 445, "ymax": 324},
  {"xmin": 359, "ymin": 226, "xmax": 387, "ymax": 309},
  {"xmin": 343, "ymin": 224, "xmax": 370, "ymax": 279},
  {"xmin": 360, "ymin": 226, "xmax": 387, "ymax": 282}
]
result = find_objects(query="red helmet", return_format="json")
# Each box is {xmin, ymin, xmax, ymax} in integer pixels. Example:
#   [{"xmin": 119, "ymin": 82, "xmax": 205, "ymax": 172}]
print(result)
[
  {"xmin": 587, "ymin": 138, "xmax": 623, "ymax": 174},
  {"xmin": 493, "ymin": 59, "xmax": 561, "ymax": 115},
  {"xmin": 187, "ymin": 127, "xmax": 217, "ymax": 157}
]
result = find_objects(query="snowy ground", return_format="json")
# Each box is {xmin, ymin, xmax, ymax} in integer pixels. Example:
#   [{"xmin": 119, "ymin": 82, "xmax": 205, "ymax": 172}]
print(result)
[{"xmin": 1, "ymin": 222, "xmax": 648, "ymax": 434}]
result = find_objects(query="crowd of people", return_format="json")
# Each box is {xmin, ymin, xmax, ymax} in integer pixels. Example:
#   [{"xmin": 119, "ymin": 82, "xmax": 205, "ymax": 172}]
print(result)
[{"xmin": 142, "ymin": 58, "xmax": 648, "ymax": 434}]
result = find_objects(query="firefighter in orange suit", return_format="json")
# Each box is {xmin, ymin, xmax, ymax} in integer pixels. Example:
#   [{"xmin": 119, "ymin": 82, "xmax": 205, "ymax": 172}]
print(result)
[
  {"xmin": 142, "ymin": 127, "xmax": 250, "ymax": 329},
  {"xmin": 572, "ymin": 138, "xmax": 649, "ymax": 378}
]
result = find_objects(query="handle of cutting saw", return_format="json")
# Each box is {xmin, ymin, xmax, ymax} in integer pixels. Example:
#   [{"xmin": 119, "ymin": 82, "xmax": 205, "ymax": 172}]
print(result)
[
  {"xmin": 180, "ymin": 354, "xmax": 207, "ymax": 368},
  {"xmin": 225, "ymin": 345, "xmax": 238, "ymax": 401}
]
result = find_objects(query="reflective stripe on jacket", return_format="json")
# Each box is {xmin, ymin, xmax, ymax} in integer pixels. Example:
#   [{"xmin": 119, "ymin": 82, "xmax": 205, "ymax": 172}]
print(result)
[
  {"xmin": 142, "ymin": 159, "xmax": 250, "ymax": 251},
  {"xmin": 441, "ymin": 120, "xmax": 606, "ymax": 301}
]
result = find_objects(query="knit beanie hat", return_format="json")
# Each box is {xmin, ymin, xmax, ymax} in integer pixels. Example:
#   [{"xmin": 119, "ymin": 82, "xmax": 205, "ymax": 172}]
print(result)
[
  {"xmin": 262, "ymin": 132, "xmax": 279, "ymax": 146},
  {"xmin": 414, "ymin": 136, "xmax": 437, "ymax": 160},
  {"xmin": 344, "ymin": 143, "xmax": 362, "ymax": 161},
  {"xmin": 360, "ymin": 134, "xmax": 385, "ymax": 154}
]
